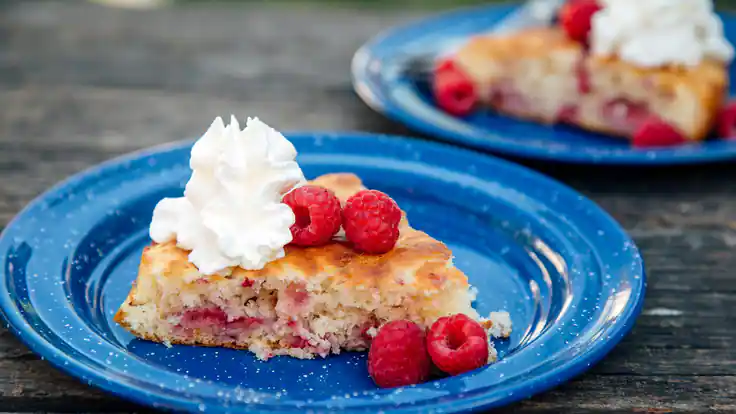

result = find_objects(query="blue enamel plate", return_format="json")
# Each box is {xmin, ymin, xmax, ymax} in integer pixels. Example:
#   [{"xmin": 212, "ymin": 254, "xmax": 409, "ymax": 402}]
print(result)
[
  {"xmin": 352, "ymin": 4, "xmax": 736, "ymax": 165},
  {"xmin": 0, "ymin": 132, "xmax": 644, "ymax": 413}
]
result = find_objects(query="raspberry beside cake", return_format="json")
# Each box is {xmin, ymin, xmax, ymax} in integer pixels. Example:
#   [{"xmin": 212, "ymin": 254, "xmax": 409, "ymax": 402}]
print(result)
[{"xmin": 114, "ymin": 173, "xmax": 489, "ymax": 360}]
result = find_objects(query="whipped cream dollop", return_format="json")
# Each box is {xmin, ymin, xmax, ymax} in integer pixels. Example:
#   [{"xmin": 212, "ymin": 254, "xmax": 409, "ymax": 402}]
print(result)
[
  {"xmin": 150, "ymin": 116, "xmax": 305, "ymax": 275},
  {"xmin": 590, "ymin": 0, "xmax": 734, "ymax": 67}
]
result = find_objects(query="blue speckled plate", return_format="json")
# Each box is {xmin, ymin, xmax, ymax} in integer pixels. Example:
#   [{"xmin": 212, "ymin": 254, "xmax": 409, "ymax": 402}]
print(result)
[
  {"xmin": 352, "ymin": 4, "xmax": 736, "ymax": 165},
  {"xmin": 0, "ymin": 132, "xmax": 644, "ymax": 413}
]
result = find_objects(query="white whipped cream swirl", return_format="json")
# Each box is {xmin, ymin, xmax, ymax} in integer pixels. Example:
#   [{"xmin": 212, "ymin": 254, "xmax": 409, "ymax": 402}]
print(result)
[
  {"xmin": 591, "ymin": 0, "xmax": 734, "ymax": 67},
  {"xmin": 150, "ymin": 116, "xmax": 305, "ymax": 275}
]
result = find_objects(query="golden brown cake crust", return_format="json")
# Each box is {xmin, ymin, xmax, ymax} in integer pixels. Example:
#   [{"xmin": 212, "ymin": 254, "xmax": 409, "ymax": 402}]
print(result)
[
  {"xmin": 457, "ymin": 27, "xmax": 728, "ymax": 81},
  {"xmin": 457, "ymin": 27, "xmax": 581, "ymax": 61},
  {"xmin": 116, "ymin": 173, "xmax": 467, "ymax": 319}
]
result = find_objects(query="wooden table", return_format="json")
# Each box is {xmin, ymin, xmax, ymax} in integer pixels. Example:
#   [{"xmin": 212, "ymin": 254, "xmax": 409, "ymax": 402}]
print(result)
[{"xmin": 2, "ymin": 1, "xmax": 735, "ymax": 412}]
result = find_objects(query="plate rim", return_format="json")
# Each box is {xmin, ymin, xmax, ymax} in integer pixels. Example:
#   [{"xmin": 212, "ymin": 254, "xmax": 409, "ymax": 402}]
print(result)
[
  {"xmin": 351, "ymin": 2, "xmax": 736, "ymax": 165},
  {"xmin": 0, "ymin": 131, "xmax": 646, "ymax": 413}
]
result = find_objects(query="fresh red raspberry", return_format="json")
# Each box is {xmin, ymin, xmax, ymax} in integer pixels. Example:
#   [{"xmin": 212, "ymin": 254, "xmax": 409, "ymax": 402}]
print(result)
[
  {"xmin": 427, "ymin": 314, "xmax": 489, "ymax": 376},
  {"xmin": 559, "ymin": 0, "xmax": 602, "ymax": 44},
  {"xmin": 342, "ymin": 190, "xmax": 402, "ymax": 254},
  {"xmin": 632, "ymin": 118, "xmax": 687, "ymax": 148},
  {"xmin": 433, "ymin": 59, "xmax": 477, "ymax": 117},
  {"xmin": 283, "ymin": 185, "xmax": 342, "ymax": 246},
  {"xmin": 716, "ymin": 102, "xmax": 736, "ymax": 140},
  {"xmin": 368, "ymin": 320, "xmax": 431, "ymax": 388}
]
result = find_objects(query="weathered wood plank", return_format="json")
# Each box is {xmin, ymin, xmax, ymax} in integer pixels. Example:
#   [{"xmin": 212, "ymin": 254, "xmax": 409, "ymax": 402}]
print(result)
[
  {"xmin": 504, "ymin": 376, "xmax": 736, "ymax": 413},
  {"xmin": 0, "ymin": 2, "xmax": 418, "ymax": 93}
]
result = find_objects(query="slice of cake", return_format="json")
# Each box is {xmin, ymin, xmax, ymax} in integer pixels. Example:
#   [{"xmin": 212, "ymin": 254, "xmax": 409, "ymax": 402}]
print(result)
[
  {"xmin": 433, "ymin": 0, "xmax": 734, "ymax": 145},
  {"xmin": 115, "ymin": 173, "xmax": 494, "ymax": 360},
  {"xmin": 437, "ymin": 27, "xmax": 727, "ymax": 142}
]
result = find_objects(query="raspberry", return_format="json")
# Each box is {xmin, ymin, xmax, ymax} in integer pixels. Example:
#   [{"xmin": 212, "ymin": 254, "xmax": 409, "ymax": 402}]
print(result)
[
  {"xmin": 342, "ymin": 190, "xmax": 402, "ymax": 254},
  {"xmin": 283, "ymin": 185, "xmax": 342, "ymax": 247},
  {"xmin": 716, "ymin": 102, "xmax": 736, "ymax": 140},
  {"xmin": 433, "ymin": 59, "xmax": 477, "ymax": 117},
  {"xmin": 368, "ymin": 320, "xmax": 431, "ymax": 388},
  {"xmin": 632, "ymin": 118, "xmax": 687, "ymax": 148},
  {"xmin": 559, "ymin": 0, "xmax": 602, "ymax": 44},
  {"xmin": 427, "ymin": 314, "xmax": 489, "ymax": 376}
]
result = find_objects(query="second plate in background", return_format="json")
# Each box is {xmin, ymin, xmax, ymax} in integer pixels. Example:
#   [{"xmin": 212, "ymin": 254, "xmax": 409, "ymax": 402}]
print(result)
[{"xmin": 352, "ymin": 3, "xmax": 736, "ymax": 165}]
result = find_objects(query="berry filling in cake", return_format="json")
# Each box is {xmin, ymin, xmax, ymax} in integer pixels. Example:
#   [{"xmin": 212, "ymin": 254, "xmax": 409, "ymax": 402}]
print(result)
[{"xmin": 126, "ymin": 271, "xmax": 390, "ymax": 359}]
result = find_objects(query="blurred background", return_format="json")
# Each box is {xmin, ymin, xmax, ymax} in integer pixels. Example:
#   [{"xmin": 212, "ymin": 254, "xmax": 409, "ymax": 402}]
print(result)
[{"xmin": 94, "ymin": 0, "xmax": 736, "ymax": 8}]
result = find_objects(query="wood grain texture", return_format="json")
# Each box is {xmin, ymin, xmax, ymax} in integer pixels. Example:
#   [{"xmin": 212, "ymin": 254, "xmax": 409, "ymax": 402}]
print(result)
[{"xmin": 2, "ymin": 1, "xmax": 736, "ymax": 413}]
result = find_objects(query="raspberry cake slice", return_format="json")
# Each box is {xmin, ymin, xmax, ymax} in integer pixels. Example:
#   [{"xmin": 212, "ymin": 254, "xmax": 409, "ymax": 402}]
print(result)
[
  {"xmin": 436, "ymin": 26, "xmax": 728, "ymax": 143},
  {"xmin": 115, "ymin": 173, "xmax": 495, "ymax": 360}
]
